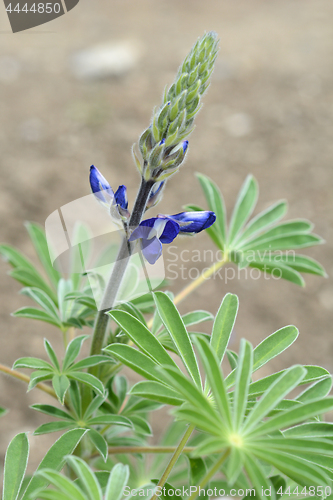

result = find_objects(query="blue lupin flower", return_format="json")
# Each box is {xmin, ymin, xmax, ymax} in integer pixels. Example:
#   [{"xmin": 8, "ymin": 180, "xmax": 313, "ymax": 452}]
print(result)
[
  {"xmin": 129, "ymin": 211, "xmax": 216, "ymax": 264},
  {"xmin": 89, "ymin": 166, "xmax": 129, "ymax": 219}
]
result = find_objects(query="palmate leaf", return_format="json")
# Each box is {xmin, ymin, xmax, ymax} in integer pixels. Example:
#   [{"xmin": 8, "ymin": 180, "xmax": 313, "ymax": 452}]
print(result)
[
  {"xmin": 168, "ymin": 312, "xmax": 333, "ymax": 496},
  {"xmin": 191, "ymin": 173, "xmax": 326, "ymax": 286}
]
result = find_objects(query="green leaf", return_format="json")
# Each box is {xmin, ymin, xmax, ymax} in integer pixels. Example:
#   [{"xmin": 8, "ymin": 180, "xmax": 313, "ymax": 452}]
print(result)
[
  {"xmin": 20, "ymin": 288, "xmax": 60, "ymax": 318},
  {"xmin": 31, "ymin": 404, "xmax": 75, "ymax": 421},
  {"xmin": 44, "ymin": 339, "xmax": 60, "ymax": 371},
  {"xmin": 130, "ymin": 381, "xmax": 184, "ymax": 406},
  {"xmin": 270, "ymin": 475, "xmax": 286, "ymax": 500},
  {"xmin": 235, "ymin": 200, "xmax": 287, "ymax": 245},
  {"xmin": 21, "ymin": 428, "xmax": 87, "ymax": 500},
  {"xmin": 243, "ymin": 453, "xmax": 275, "ymax": 500},
  {"xmin": 108, "ymin": 310, "xmax": 178, "ymax": 370},
  {"xmin": 283, "ymin": 422, "xmax": 333, "ymax": 438},
  {"xmin": 62, "ymin": 335, "xmax": 88, "ymax": 371},
  {"xmin": 252, "ymin": 326, "xmax": 299, "ymax": 372},
  {"xmin": 57, "ymin": 279, "xmax": 73, "ymax": 322},
  {"xmin": 196, "ymin": 173, "xmax": 227, "ymax": 248},
  {"xmin": 104, "ymin": 344, "xmax": 170, "ymax": 385},
  {"xmin": 153, "ymin": 292, "xmax": 201, "ymax": 387},
  {"xmin": 82, "ymin": 394, "xmax": 106, "ymax": 420},
  {"xmin": 228, "ymin": 175, "xmax": 258, "ymax": 245},
  {"xmin": 33, "ymin": 421, "xmax": 75, "ymax": 435},
  {"xmin": 157, "ymin": 309, "xmax": 213, "ymax": 339},
  {"xmin": 88, "ymin": 415, "xmax": 132, "ymax": 427},
  {"xmin": 66, "ymin": 455, "xmax": 102, "ymax": 500},
  {"xmin": 0, "ymin": 244, "xmax": 39, "ymax": 273},
  {"xmin": 13, "ymin": 357, "xmax": 53, "ymax": 371},
  {"xmin": 174, "ymin": 407, "xmax": 224, "ymax": 436},
  {"xmin": 277, "ymin": 254, "xmax": 327, "ymax": 277},
  {"xmin": 105, "ymin": 463, "xmax": 129, "ymax": 500},
  {"xmin": 69, "ymin": 380, "xmax": 82, "ymax": 419},
  {"xmin": 297, "ymin": 376, "xmax": 332, "ymax": 403},
  {"xmin": 118, "ymin": 301, "xmax": 146, "ymax": 326},
  {"xmin": 239, "ymin": 219, "xmax": 313, "ymax": 249},
  {"xmin": 243, "ymin": 365, "xmax": 306, "ymax": 433},
  {"xmin": 194, "ymin": 337, "xmax": 232, "ymax": 428},
  {"xmin": 191, "ymin": 435, "xmax": 227, "ymax": 457},
  {"xmin": 68, "ymin": 372, "xmax": 105, "ymax": 397},
  {"xmin": 34, "ymin": 469, "xmax": 87, "ymax": 500},
  {"xmin": 210, "ymin": 293, "xmax": 239, "ymax": 363},
  {"xmin": 161, "ymin": 366, "xmax": 221, "ymax": 430},
  {"xmin": 9, "ymin": 269, "xmax": 57, "ymax": 304},
  {"xmin": 248, "ymin": 260, "xmax": 305, "ymax": 287},
  {"xmin": 52, "ymin": 375, "xmax": 70, "ymax": 405},
  {"xmin": 28, "ymin": 370, "xmax": 52, "ymax": 391},
  {"xmin": 12, "ymin": 308, "xmax": 61, "ymax": 328},
  {"xmin": 226, "ymin": 350, "xmax": 238, "ymax": 370},
  {"xmin": 0, "ymin": 406, "xmax": 7, "ymax": 417},
  {"xmin": 3, "ymin": 433, "xmax": 29, "ymax": 500},
  {"xmin": 233, "ymin": 339, "xmax": 253, "ymax": 429},
  {"xmin": 129, "ymin": 415, "xmax": 152, "ymax": 435},
  {"xmin": 249, "ymin": 397, "xmax": 333, "ymax": 438},
  {"xmin": 241, "ymin": 233, "xmax": 323, "ymax": 252},
  {"xmin": 227, "ymin": 447, "xmax": 244, "ymax": 485},
  {"xmin": 72, "ymin": 356, "xmax": 111, "ymax": 371},
  {"xmin": 248, "ymin": 365, "xmax": 330, "ymax": 397},
  {"xmin": 189, "ymin": 457, "xmax": 208, "ymax": 498},
  {"xmin": 251, "ymin": 437, "xmax": 333, "ymax": 456},
  {"xmin": 24, "ymin": 490, "xmax": 68, "ymax": 500},
  {"xmin": 88, "ymin": 429, "xmax": 108, "ymax": 462},
  {"xmin": 252, "ymin": 448, "xmax": 330, "ymax": 488},
  {"xmin": 25, "ymin": 222, "xmax": 61, "ymax": 287}
]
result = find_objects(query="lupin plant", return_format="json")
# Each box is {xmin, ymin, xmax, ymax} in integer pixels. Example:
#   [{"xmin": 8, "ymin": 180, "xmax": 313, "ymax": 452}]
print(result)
[{"xmin": 0, "ymin": 32, "xmax": 332, "ymax": 500}]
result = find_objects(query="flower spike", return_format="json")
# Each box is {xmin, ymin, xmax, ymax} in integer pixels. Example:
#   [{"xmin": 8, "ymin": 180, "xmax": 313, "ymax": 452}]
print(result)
[{"xmin": 136, "ymin": 32, "xmax": 219, "ymax": 182}]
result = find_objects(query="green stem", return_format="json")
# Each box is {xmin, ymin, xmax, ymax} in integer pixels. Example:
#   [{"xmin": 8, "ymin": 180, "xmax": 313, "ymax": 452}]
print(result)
[
  {"xmin": 0, "ymin": 363, "xmax": 57, "ymax": 399},
  {"xmin": 188, "ymin": 449, "xmax": 230, "ymax": 500},
  {"xmin": 90, "ymin": 178, "xmax": 154, "ymax": 357},
  {"xmin": 89, "ymin": 445, "xmax": 195, "ymax": 459},
  {"xmin": 149, "ymin": 424, "xmax": 195, "ymax": 500}
]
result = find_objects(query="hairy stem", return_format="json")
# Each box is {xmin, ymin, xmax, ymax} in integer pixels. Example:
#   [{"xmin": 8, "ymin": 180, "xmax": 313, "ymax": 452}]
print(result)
[
  {"xmin": 149, "ymin": 424, "xmax": 195, "ymax": 500},
  {"xmin": 0, "ymin": 363, "xmax": 57, "ymax": 399},
  {"xmin": 188, "ymin": 449, "xmax": 230, "ymax": 500},
  {"xmin": 90, "ymin": 178, "xmax": 154, "ymax": 357}
]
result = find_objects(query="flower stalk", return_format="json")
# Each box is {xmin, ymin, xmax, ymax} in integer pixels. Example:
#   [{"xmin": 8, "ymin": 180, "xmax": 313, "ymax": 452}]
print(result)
[{"xmin": 90, "ymin": 178, "xmax": 154, "ymax": 357}]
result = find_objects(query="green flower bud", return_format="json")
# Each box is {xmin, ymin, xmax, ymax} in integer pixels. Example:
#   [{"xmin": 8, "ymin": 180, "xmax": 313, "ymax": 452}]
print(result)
[{"xmin": 136, "ymin": 32, "xmax": 219, "ymax": 181}]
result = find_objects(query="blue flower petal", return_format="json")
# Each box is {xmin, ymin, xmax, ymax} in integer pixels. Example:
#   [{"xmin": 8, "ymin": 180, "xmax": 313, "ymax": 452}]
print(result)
[
  {"xmin": 141, "ymin": 236, "xmax": 163, "ymax": 265},
  {"xmin": 115, "ymin": 185, "xmax": 128, "ymax": 210},
  {"xmin": 160, "ymin": 219, "xmax": 180, "ymax": 243},
  {"xmin": 128, "ymin": 224, "xmax": 153, "ymax": 242},
  {"xmin": 89, "ymin": 165, "xmax": 114, "ymax": 204},
  {"xmin": 168, "ymin": 211, "xmax": 216, "ymax": 233}
]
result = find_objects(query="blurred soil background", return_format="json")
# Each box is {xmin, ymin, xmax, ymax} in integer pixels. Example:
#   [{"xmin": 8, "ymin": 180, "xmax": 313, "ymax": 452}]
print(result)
[{"xmin": 0, "ymin": 0, "xmax": 332, "ymax": 471}]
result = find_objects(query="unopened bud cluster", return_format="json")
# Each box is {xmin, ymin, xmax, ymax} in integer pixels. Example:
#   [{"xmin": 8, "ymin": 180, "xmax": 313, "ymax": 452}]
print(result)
[{"xmin": 133, "ymin": 32, "xmax": 219, "ymax": 182}]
